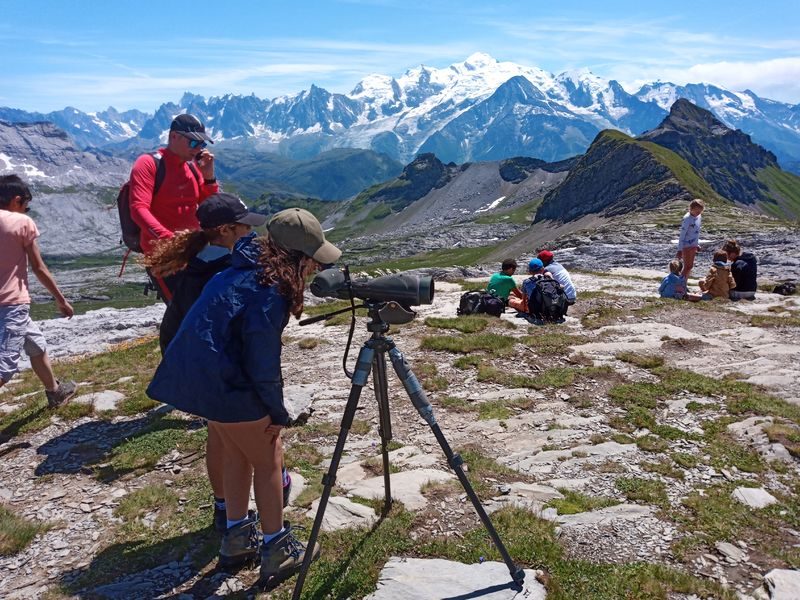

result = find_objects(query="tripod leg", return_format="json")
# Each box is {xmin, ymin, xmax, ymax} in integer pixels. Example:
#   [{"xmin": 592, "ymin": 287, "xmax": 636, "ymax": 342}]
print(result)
[
  {"xmin": 372, "ymin": 350, "xmax": 393, "ymax": 515},
  {"xmin": 291, "ymin": 343, "xmax": 375, "ymax": 600},
  {"xmin": 388, "ymin": 346, "xmax": 526, "ymax": 587}
]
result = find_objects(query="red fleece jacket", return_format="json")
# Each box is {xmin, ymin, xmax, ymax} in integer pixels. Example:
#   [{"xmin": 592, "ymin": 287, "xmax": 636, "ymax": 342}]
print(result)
[{"xmin": 128, "ymin": 148, "xmax": 219, "ymax": 254}]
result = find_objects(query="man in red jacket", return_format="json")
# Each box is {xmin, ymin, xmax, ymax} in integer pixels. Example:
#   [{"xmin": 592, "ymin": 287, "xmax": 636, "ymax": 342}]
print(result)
[{"xmin": 129, "ymin": 113, "xmax": 219, "ymax": 300}]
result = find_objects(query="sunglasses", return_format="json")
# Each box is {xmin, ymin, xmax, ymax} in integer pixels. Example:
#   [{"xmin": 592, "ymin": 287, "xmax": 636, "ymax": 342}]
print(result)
[{"xmin": 178, "ymin": 132, "xmax": 207, "ymax": 150}]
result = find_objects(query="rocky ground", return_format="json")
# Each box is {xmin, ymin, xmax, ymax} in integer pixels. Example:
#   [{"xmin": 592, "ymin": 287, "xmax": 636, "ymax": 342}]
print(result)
[{"xmin": 1, "ymin": 268, "xmax": 799, "ymax": 599}]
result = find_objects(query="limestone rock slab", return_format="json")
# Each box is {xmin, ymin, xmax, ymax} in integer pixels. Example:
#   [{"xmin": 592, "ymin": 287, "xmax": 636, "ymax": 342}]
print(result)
[
  {"xmin": 307, "ymin": 496, "xmax": 377, "ymax": 531},
  {"xmin": 732, "ymin": 487, "xmax": 778, "ymax": 509},
  {"xmin": 72, "ymin": 390, "xmax": 124, "ymax": 411},
  {"xmin": 557, "ymin": 504, "xmax": 654, "ymax": 527},
  {"xmin": 365, "ymin": 557, "xmax": 546, "ymax": 599},
  {"xmin": 764, "ymin": 569, "xmax": 800, "ymax": 600},
  {"xmin": 345, "ymin": 469, "xmax": 455, "ymax": 511}
]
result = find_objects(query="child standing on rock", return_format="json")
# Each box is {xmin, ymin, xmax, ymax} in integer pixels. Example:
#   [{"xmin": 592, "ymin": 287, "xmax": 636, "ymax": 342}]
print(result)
[
  {"xmin": 676, "ymin": 198, "xmax": 704, "ymax": 279},
  {"xmin": 0, "ymin": 175, "xmax": 76, "ymax": 407}
]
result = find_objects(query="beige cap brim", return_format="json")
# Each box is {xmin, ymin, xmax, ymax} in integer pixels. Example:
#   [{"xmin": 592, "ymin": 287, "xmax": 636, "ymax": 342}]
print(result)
[{"xmin": 312, "ymin": 240, "xmax": 342, "ymax": 264}]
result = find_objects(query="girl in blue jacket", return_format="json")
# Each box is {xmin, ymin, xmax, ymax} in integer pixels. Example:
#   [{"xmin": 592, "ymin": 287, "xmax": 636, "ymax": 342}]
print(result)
[{"xmin": 147, "ymin": 208, "xmax": 341, "ymax": 586}]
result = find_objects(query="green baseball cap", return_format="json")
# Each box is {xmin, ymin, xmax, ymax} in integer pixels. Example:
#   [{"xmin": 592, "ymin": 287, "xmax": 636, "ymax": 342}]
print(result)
[{"xmin": 267, "ymin": 207, "xmax": 341, "ymax": 264}]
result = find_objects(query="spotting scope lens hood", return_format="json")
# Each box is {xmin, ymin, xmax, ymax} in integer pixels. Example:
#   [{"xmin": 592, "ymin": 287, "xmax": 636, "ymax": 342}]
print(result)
[{"xmin": 309, "ymin": 268, "xmax": 434, "ymax": 306}]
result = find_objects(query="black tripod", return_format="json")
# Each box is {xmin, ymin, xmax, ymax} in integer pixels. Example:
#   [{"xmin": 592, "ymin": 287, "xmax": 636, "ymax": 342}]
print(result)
[{"xmin": 291, "ymin": 300, "xmax": 525, "ymax": 599}]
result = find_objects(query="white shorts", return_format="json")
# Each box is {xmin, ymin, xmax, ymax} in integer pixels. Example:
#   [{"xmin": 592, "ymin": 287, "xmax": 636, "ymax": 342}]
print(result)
[{"xmin": 0, "ymin": 304, "xmax": 47, "ymax": 383}]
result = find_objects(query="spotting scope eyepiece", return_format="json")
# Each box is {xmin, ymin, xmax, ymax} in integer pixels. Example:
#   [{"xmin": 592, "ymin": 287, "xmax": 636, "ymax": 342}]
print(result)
[{"xmin": 309, "ymin": 267, "xmax": 434, "ymax": 306}]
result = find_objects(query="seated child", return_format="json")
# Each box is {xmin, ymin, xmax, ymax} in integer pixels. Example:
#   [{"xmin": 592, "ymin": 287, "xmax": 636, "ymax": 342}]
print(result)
[
  {"xmin": 687, "ymin": 250, "xmax": 736, "ymax": 301},
  {"xmin": 659, "ymin": 259, "xmax": 687, "ymax": 300}
]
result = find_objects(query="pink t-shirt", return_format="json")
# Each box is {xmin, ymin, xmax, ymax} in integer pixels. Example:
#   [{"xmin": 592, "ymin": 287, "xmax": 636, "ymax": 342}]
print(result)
[{"xmin": 0, "ymin": 210, "xmax": 39, "ymax": 305}]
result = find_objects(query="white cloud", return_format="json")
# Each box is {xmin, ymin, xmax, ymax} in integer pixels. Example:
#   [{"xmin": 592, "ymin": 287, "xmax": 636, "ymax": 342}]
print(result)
[{"xmin": 613, "ymin": 57, "xmax": 800, "ymax": 103}]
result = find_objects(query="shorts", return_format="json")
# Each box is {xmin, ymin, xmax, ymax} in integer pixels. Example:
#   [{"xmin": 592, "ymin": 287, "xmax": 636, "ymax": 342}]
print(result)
[{"xmin": 0, "ymin": 304, "xmax": 47, "ymax": 383}]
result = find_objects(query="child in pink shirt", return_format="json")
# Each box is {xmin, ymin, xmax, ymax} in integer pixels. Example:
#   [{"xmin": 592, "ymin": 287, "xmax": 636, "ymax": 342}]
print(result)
[{"xmin": 0, "ymin": 174, "xmax": 76, "ymax": 407}]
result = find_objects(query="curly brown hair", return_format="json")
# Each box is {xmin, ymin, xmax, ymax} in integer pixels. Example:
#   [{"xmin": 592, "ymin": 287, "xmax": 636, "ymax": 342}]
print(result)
[
  {"xmin": 256, "ymin": 236, "xmax": 317, "ymax": 318},
  {"xmin": 143, "ymin": 227, "xmax": 224, "ymax": 277}
]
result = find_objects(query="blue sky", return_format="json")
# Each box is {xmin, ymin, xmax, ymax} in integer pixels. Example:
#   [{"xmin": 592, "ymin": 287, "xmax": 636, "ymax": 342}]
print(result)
[{"xmin": 1, "ymin": 0, "xmax": 798, "ymax": 112}]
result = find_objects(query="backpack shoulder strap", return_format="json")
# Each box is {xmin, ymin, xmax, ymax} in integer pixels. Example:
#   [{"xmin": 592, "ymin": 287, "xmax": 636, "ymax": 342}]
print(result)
[
  {"xmin": 187, "ymin": 161, "xmax": 201, "ymax": 183},
  {"xmin": 151, "ymin": 152, "xmax": 166, "ymax": 196}
]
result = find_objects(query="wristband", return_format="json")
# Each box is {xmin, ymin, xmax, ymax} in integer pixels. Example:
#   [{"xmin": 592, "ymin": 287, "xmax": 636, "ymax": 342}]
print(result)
[{"xmin": 204, "ymin": 178, "xmax": 217, "ymax": 184}]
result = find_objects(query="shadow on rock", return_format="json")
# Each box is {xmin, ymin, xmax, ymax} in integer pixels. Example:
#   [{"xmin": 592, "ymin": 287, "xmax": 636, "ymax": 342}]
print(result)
[
  {"xmin": 34, "ymin": 405, "xmax": 198, "ymax": 481},
  {"xmin": 61, "ymin": 527, "xmax": 218, "ymax": 600}
]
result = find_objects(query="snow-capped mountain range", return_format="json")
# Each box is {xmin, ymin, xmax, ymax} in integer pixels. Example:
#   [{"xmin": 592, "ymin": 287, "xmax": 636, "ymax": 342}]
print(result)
[{"xmin": 2, "ymin": 53, "xmax": 799, "ymax": 172}]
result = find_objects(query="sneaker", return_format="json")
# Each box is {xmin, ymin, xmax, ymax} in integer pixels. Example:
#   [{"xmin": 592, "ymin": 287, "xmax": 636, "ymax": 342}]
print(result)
[
  {"xmin": 259, "ymin": 522, "xmax": 320, "ymax": 589},
  {"xmin": 218, "ymin": 513, "xmax": 260, "ymax": 568},
  {"xmin": 283, "ymin": 470, "xmax": 292, "ymax": 508},
  {"xmin": 46, "ymin": 380, "xmax": 77, "ymax": 408}
]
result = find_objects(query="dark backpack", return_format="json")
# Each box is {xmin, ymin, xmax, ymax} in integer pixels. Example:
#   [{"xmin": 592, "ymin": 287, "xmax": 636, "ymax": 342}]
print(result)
[
  {"xmin": 116, "ymin": 152, "xmax": 200, "ymax": 253},
  {"xmin": 773, "ymin": 281, "xmax": 796, "ymax": 296},
  {"xmin": 530, "ymin": 277, "xmax": 568, "ymax": 322},
  {"xmin": 457, "ymin": 291, "xmax": 483, "ymax": 316},
  {"xmin": 479, "ymin": 292, "xmax": 505, "ymax": 317}
]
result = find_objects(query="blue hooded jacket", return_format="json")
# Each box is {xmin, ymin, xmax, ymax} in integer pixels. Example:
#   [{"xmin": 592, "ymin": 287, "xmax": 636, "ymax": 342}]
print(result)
[{"xmin": 147, "ymin": 234, "xmax": 291, "ymax": 425}]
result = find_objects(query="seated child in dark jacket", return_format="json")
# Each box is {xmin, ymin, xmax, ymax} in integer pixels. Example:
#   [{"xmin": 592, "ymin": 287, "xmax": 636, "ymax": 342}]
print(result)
[
  {"xmin": 723, "ymin": 239, "xmax": 757, "ymax": 300},
  {"xmin": 659, "ymin": 259, "xmax": 687, "ymax": 300}
]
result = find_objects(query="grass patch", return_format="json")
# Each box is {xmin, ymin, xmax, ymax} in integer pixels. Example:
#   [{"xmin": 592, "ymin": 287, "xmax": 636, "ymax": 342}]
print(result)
[
  {"xmin": 641, "ymin": 458, "xmax": 685, "ymax": 480},
  {"xmin": 284, "ymin": 443, "xmax": 324, "ymax": 472},
  {"xmin": 672, "ymin": 483, "xmax": 800, "ymax": 565},
  {"xmin": 424, "ymin": 315, "xmax": 491, "ymax": 333},
  {"xmin": 96, "ymin": 415, "xmax": 207, "ymax": 480},
  {"xmin": 414, "ymin": 362, "xmax": 449, "ymax": 392},
  {"xmin": 750, "ymin": 313, "xmax": 800, "ymax": 327},
  {"xmin": 298, "ymin": 337, "xmax": 321, "ymax": 350},
  {"xmin": 476, "ymin": 365, "xmax": 575, "ymax": 389},
  {"xmin": 546, "ymin": 490, "xmax": 620, "ymax": 515},
  {"xmin": 420, "ymin": 332, "xmax": 516, "ymax": 355},
  {"xmin": 580, "ymin": 303, "xmax": 629, "ymax": 329},
  {"xmin": 670, "ymin": 452, "xmax": 699, "ymax": 469},
  {"xmin": 453, "ymin": 355, "xmax": 483, "ymax": 370},
  {"xmin": 764, "ymin": 423, "xmax": 800, "ymax": 457},
  {"xmin": 0, "ymin": 504, "xmax": 51, "ymax": 556},
  {"xmin": 521, "ymin": 331, "xmax": 589, "ymax": 353},
  {"xmin": 615, "ymin": 477, "xmax": 668, "ymax": 507},
  {"xmin": 636, "ymin": 435, "xmax": 670, "ymax": 453},
  {"xmin": 114, "ymin": 484, "xmax": 178, "ymax": 523},
  {"xmin": 616, "ymin": 352, "xmax": 665, "ymax": 369}
]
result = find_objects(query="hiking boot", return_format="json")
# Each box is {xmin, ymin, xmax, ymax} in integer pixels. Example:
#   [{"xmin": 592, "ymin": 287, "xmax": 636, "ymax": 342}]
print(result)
[
  {"xmin": 259, "ymin": 522, "xmax": 320, "ymax": 589},
  {"xmin": 282, "ymin": 470, "xmax": 292, "ymax": 508},
  {"xmin": 218, "ymin": 513, "xmax": 260, "ymax": 568},
  {"xmin": 46, "ymin": 380, "xmax": 77, "ymax": 408}
]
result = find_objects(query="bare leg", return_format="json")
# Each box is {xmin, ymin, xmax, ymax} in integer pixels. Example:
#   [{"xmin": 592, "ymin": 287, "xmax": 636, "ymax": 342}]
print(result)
[
  {"xmin": 29, "ymin": 352, "xmax": 57, "ymax": 392},
  {"xmin": 213, "ymin": 416, "xmax": 283, "ymax": 534},
  {"xmin": 206, "ymin": 423, "xmax": 225, "ymax": 499},
  {"xmin": 209, "ymin": 421, "xmax": 252, "ymax": 523},
  {"xmin": 682, "ymin": 247, "xmax": 698, "ymax": 280}
]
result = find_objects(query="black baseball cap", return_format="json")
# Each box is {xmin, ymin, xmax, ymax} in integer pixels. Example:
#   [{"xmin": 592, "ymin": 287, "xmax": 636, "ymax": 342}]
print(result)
[
  {"xmin": 170, "ymin": 113, "xmax": 213, "ymax": 143},
  {"xmin": 196, "ymin": 193, "xmax": 267, "ymax": 228}
]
